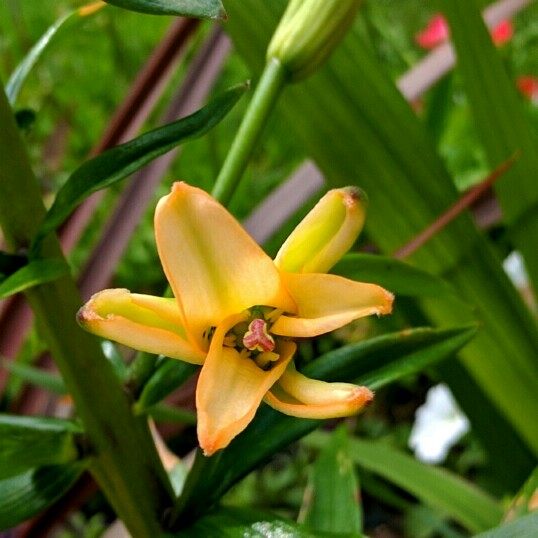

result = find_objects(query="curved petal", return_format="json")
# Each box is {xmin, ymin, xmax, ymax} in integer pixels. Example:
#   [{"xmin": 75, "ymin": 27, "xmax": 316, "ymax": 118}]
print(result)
[
  {"xmin": 155, "ymin": 183, "xmax": 296, "ymax": 350},
  {"xmin": 77, "ymin": 289, "xmax": 204, "ymax": 364},
  {"xmin": 274, "ymin": 187, "xmax": 366, "ymax": 274},
  {"xmin": 264, "ymin": 362, "xmax": 373, "ymax": 419},
  {"xmin": 272, "ymin": 272, "xmax": 393, "ymax": 338},
  {"xmin": 196, "ymin": 314, "xmax": 296, "ymax": 456}
]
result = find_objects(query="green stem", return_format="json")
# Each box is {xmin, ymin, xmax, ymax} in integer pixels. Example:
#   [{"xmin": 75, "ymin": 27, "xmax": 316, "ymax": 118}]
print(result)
[
  {"xmin": 211, "ymin": 57, "xmax": 288, "ymax": 205},
  {"xmin": 0, "ymin": 83, "xmax": 174, "ymax": 537}
]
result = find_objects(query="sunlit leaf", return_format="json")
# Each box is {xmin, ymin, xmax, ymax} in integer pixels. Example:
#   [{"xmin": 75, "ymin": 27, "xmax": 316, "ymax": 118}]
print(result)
[
  {"xmin": 0, "ymin": 415, "xmax": 83, "ymax": 480},
  {"xmin": 172, "ymin": 325, "xmax": 477, "ymax": 523},
  {"xmin": 301, "ymin": 427, "xmax": 362, "ymax": 533},
  {"xmin": 304, "ymin": 432, "xmax": 503, "ymax": 534},
  {"xmin": 0, "ymin": 463, "xmax": 86, "ymax": 531},
  {"xmin": 104, "ymin": 0, "xmax": 225, "ymax": 19},
  {"xmin": 0, "ymin": 259, "xmax": 68, "ymax": 299},
  {"xmin": 31, "ymin": 83, "xmax": 247, "ymax": 253}
]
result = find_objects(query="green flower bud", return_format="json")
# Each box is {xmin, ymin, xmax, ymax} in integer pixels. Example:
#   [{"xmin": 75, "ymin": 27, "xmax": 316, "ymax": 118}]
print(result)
[
  {"xmin": 267, "ymin": 0, "xmax": 360, "ymax": 81},
  {"xmin": 274, "ymin": 186, "xmax": 367, "ymax": 274}
]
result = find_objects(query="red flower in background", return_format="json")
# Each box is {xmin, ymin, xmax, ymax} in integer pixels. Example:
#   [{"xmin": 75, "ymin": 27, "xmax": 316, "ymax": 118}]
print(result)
[
  {"xmin": 491, "ymin": 20, "xmax": 513, "ymax": 45},
  {"xmin": 415, "ymin": 14, "xmax": 449, "ymax": 49},
  {"xmin": 415, "ymin": 14, "xmax": 513, "ymax": 49},
  {"xmin": 517, "ymin": 76, "xmax": 538, "ymax": 103}
]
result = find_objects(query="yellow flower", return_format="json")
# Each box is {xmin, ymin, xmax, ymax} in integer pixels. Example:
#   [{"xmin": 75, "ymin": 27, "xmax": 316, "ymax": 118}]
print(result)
[{"xmin": 77, "ymin": 183, "xmax": 393, "ymax": 456}]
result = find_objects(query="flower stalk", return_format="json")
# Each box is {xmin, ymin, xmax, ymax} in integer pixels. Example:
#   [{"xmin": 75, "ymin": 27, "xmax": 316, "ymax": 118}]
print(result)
[{"xmin": 211, "ymin": 57, "xmax": 287, "ymax": 205}]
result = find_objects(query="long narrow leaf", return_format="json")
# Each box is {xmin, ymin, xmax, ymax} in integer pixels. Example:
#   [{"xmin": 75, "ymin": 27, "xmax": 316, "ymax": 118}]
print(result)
[
  {"xmin": 304, "ymin": 432, "xmax": 503, "ymax": 534},
  {"xmin": 0, "ymin": 463, "xmax": 86, "ymax": 531},
  {"xmin": 104, "ymin": 0, "xmax": 225, "ymax": 19},
  {"xmin": 0, "ymin": 259, "xmax": 68, "ymax": 299},
  {"xmin": 6, "ymin": 3, "xmax": 105, "ymax": 105},
  {"xmin": 301, "ymin": 427, "xmax": 362, "ymax": 534},
  {"xmin": 0, "ymin": 415, "xmax": 82, "ymax": 479},
  {"xmin": 333, "ymin": 253, "xmax": 455, "ymax": 298},
  {"xmin": 31, "ymin": 83, "xmax": 247, "ymax": 252},
  {"xmin": 0, "ymin": 359, "xmax": 67, "ymax": 395}
]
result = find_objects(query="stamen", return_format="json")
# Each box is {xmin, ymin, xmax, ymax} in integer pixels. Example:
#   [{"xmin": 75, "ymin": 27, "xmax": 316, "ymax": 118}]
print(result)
[
  {"xmin": 265, "ymin": 308, "xmax": 284, "ymax": 323},
  {"xmin": 243, "ymin": 318, "xmax": 276, "ymax": 352},
  {"xmin": 223, "ymin": 333, "xmax": 237, "ymax": 347},
  {"xmin": 255, "ymin": 351, "xmax": 280, "ymax": 370}
]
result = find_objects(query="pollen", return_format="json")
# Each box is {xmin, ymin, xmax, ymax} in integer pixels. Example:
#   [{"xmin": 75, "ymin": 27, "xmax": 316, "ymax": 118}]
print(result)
[{"xmin": 242, "ymin": 318, "xmax": 276, "ymax": 352}]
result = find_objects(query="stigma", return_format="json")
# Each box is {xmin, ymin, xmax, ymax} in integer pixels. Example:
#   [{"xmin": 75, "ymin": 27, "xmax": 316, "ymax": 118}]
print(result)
[{"xmin": 242, "ymin": 318, "xmax": 276, "ymax": 352}]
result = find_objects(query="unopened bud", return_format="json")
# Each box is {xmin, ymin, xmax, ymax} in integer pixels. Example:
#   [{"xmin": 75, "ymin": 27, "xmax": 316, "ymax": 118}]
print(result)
[
  {"xmin": 274, "ymin": 186, "xmax": 367, "ymax": 274},
  {"xmin": 267, "ymin": 0, "xmax": 360, "ymax": 81}
]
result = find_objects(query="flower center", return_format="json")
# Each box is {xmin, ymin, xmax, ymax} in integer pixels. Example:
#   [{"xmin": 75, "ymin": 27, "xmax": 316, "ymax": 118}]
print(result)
[{"xmin": 206, "ymin": 306, "xmax": 286, "ymax": 371}]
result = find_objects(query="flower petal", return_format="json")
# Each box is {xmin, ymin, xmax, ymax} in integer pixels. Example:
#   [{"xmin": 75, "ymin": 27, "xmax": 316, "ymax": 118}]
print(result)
[
  {"xmin": 264, "ymin": 362, "xmax": 373, "ymax": 419},
  {"xmin": 196, "ymin": 313, "xmax": 296, "ymax": 456},
  {"xmin": 272, "ymin": 272, "xmax": 393, "ymax": 338},
  {"xmin": 155, "ymin": 183, "xmax": 296, "ymax": 350},
  {"xmin": 274, "ymin": 187, "xmax": 366, "ymax": 274},
  {"xmin": 77, "ymin": 289, "xmax": 204, "ymax": 364}
]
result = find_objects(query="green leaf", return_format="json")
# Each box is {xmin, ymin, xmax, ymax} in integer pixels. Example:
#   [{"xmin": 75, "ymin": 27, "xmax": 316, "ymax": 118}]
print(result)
[
  {"xmin": 333, "ymin": 253, "xmax": 455, "ymax": 298},
  {"xmin": 0, "ymin": 359, "xmax": 67, "ymax": 395},
  {"xmin": 135, "ymin": 359, "xmax": 198, "ymax": 413},
  {"xmin": 104, "ymin": 0, "xmax": 226, "ymax": 19},
  {"xmin": 305, "ymin": 433, "xmax": 503, "ymax": 534},
  {"xmin": 0, "ymin": 259, "xmax": 68, "ymax": 299},
  {"xmin": 0, "ymin": 463, "xmax": 86, "ymax": 531},
  {"xmin": 301, "ymin": 427, "xmax": 362, "ymax": 534},
  {"xmin": 0, "ymin": 414, "xmax": 83, "ymax": 480},
  {"xmin": 473, "ymin": 512, "xmax": 538, "ymax": 538},
  {"xmin": 6, "ymin": 4, "xmax": 105, "ymax": 105},
  {"xmin": 167, "ymin": 505, "xmax": 366, "ymax": 537},
  {"xmin": 172, "ymin": 325, "xmax": 476, "ymax": 522},
  {"xmin": 304, "ymin": 325, "xmax": 478, "ymax": 390},
  {"xmin": 31, "ymin": 83, "xmax": 247, "ymax": 253}
]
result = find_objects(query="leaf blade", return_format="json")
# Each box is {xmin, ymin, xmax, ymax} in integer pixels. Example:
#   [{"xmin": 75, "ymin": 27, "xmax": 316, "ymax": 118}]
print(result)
[{"xmin": 103, "ymin": 0, "xmax": 226, "ymax": 19}]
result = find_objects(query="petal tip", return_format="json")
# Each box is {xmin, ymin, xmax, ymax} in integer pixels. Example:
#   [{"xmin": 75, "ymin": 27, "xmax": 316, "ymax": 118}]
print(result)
[{"xmin": 352, "ymin": 386, "xmax": 374, "ymax": 409}]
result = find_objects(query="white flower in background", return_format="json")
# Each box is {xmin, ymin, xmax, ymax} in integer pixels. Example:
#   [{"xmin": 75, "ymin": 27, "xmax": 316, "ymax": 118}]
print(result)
[
  {"xmin": 409, "ymin": 384, "xmax": 470, "ymax": 464},
  {"xmin": 503, "ymin": 251, "xmax": 528, "ymax": 289}
]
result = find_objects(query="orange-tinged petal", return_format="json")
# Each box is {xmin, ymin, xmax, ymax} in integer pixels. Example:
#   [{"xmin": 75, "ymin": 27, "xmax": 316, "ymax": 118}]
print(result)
[
  {"xmin": 264, "ymin": 362, "xmax": 373, "ymax": 419},
  {"xmin": 274, "ymin": 187, "xmax": 366, "ymax": 274},
  {"xmin": 196, "ymin": 313, "xmax": 296, "ymax": 456},
  {"xmin": 77, "ymin": 289, "xmax": 204, "ymax": 364},
  {"xmin": 272, "ymin": 272, "xmax": 393, "ymax": 338},
  {"xmin": 155, "ymin": 183, "xmax": 296, "ymax": 350}
]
